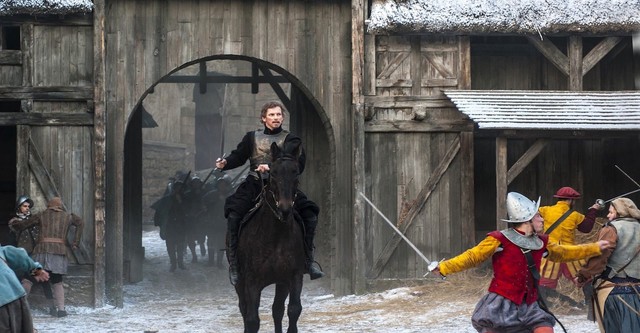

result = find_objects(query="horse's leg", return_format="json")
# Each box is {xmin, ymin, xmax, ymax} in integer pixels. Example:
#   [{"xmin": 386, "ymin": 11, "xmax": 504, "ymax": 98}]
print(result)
[
  {"xmin": 186, "ymin": 228, "xmax": 197, "ymax": 263},
  {"xmin": 206, "ymin": 232, "xmax": 215, "ymax": 266},
  {"xmin": 273, "ymin": 283, "xmax": 288, "ymax": 333},
  {"xmin": 218, "ymin": 248, "xmax": 226, "ymax": 269},
  {"xmin": 286, "ymin": 275, "xmax": 304, "ymax": 333},
  {"xmin": 241, "ymin": 285, "xmax": 262, "ymax": 333},
  {"xmin": 166, "ymin": 237, "xmax": 176, "ymax": 272},
  {"xmin": 177, "ymin": 231, "xmax": 187, "ymax": 269},
  {"xmin": 199, "ymin": 232, "xmax": 207, "ymax": 257}
]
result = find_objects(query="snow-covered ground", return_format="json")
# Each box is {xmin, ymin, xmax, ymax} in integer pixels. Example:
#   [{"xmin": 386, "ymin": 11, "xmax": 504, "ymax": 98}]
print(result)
[{"xmin": 31, "ymin": 228, "xmax": 599, "ymax": 332}]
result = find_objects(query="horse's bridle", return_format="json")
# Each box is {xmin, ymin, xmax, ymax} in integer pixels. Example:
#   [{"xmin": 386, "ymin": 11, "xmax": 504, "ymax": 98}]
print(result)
[{"xmin": 260, "ymin": 159, "xmax": 298, "ymax": 222}]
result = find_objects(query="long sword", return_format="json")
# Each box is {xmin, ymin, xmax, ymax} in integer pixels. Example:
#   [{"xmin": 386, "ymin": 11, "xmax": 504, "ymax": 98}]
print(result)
[
  {"xmin": 615, "ymin": 164, "xmax": 640, "ymax": 188},
  {"xmin": 596, "ymin": 165, "xmax": 640, "ymax": 207},
  {"xmin": 358, "ymin": 192, "xmax": 440, "ymax": 276}
]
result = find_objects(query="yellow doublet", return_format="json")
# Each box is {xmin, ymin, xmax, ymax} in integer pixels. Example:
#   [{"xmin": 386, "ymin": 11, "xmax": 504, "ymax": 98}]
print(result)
[
  {"xmin": 439, "ymin": 235, "xmax": 602, "ymax": 277},
  {"xmin": 439, "ymin": 237, "xmax": 499, "ymax": 276},
  {"xmin": 538, "ymin": 201, "xmax": 587, "ymax": 279}
]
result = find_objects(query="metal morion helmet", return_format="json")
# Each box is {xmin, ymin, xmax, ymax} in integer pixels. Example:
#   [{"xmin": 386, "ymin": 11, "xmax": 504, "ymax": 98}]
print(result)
[
  {"xmin": 553, "ymin": 186, "xmax": 581, "ymax": 199},
  {"xmin": 15, "ymin": 195, "xmax": 34, "ymax": 210},
  {"xmin": 501, "ymin": 192, "xmax": 541, "ymax": 223}
]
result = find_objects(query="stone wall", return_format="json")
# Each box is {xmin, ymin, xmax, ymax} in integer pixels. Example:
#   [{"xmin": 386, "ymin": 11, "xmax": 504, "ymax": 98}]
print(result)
[{"xmin": 142, "ymin": 141, "xmax": 188, "ymax": 224}]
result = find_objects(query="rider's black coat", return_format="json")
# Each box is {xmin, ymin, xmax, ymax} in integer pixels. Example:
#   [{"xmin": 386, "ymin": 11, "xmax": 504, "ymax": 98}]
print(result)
[{"xmin": 222, "ymin": 126, "xmax": 319, "ymax": 219}]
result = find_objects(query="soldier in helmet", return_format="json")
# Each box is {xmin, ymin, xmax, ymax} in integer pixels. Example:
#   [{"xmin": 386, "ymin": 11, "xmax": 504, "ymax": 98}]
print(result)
[
  {"xmin": 215, "ymin": 101, "xmax": 324, "ymax": 285},
  {"xmin": 10, "ymin": 197, "xmax": 84, "ymax": 317},
  {"xmin": 8, "ymin": 196, "xmax": 39, "ymax": 293},
  {"xmin": 432, "ymin": 192, "xmax": 610, "ymax": 333},
  {"xmin": 538, "ymin": 186, "xmax": 603, "ymax": 303}
]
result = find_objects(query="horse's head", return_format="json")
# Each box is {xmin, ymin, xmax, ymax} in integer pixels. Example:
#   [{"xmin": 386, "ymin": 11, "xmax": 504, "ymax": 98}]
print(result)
[{"xmin": 268, "ymin": 141, "xmax": 301, "ymax": 219}]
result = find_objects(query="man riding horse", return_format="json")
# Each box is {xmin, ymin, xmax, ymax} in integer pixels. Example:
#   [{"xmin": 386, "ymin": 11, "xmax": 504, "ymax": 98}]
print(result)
[{"xmin": 215, "ymin": 101, "xmax": 324, "ymax": 285}]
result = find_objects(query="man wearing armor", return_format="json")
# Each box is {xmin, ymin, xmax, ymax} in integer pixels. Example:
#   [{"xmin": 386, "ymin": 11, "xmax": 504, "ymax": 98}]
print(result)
[
  {"xmin": 9, "ymin": 197, "xmax": 83, "ymax": 317},
  {"xmin": 215, "ymin": 101, "xmax": 324, "ymax": 286},
  {"xmin": 432, "ymin": 192, "xmax": 610, "ymax": 333},
  {"xmin": 575, "ymin": 197, "xmax": 640, "ymax": 333}
]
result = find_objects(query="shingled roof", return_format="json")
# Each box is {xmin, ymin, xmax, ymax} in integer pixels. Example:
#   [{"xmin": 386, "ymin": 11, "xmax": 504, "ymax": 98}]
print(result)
[
  {"xmin": 368, "ymin": 0, "xmax": 640, "ymax": 35},
  {"xmin": 0, "ymin": 0, "xmax": 92, "ymax": 16},
  {"xmin": 444, "ymin": 90, "xmax": 640, "ymax": 130}
]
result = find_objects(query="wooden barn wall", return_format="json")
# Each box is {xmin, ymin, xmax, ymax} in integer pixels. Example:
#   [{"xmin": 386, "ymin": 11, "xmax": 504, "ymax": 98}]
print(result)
[
  {"xmin": 362, "ymin": 35, "xmax": 474, "ymax": 284},
  {"xmin": 0, "ymin": 20, "xmax": 96, "ymax": 307},
  {"xmin": 104, "ymin": 0, "xmax": 352, "ymax": 297},
  {"xmin": 471, "ymin": 36, "xmax": 640, "ymax": 236}
]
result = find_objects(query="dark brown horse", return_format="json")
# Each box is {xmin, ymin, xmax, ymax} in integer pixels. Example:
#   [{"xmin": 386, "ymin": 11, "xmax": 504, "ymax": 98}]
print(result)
[{"xmin": 235, "ymin": 142, "xmax": 305, "ymax": 333}]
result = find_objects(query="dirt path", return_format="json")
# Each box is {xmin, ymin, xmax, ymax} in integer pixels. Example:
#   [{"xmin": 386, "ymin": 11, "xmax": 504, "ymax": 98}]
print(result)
[{"xmin": 31, "ymin": 228, "xmax": 599, "ymax": 332}]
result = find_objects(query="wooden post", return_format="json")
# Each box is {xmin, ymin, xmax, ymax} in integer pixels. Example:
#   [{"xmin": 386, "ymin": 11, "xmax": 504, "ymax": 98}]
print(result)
[
  {"xmin": 569, "ymin": 36, "xmax": 583, "ymax": 91},
  {"xmin": 93, "ymin": 0, "xmax": 107, "ymax": 308},
  {"xmin": 410, "ymin": 36, "xmax": 422, "ymax": 96},
  {"xmin": 352, "ymin": 0, "xmax": 366, "ymax": 295},
  {"xmin": 458, "ymin": 36, "xmax": 471, "ymax": 90},
  {"xmin": 631, "ymin": 34, "xmax": 640, "ymax": 89},
  {"xmin": 495, "ymin": 137, "xmax": 508, "ymax": 230},
  {"xmin": 460, "ymin": 132, "xmax": 474, "ymax": 247},
  {"xmin": 16, "ymin": 125, "xmax": 30, "ymax": 196}
]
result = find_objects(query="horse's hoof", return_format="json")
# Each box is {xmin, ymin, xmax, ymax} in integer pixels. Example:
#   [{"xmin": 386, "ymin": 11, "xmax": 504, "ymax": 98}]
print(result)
[
  {"xmin": 169, "ymin": 264, "xmax": 176, "ymax": 272},
  {"xmin": 178, "ymin": 263, "xmax": 187, "ymax": 270}
]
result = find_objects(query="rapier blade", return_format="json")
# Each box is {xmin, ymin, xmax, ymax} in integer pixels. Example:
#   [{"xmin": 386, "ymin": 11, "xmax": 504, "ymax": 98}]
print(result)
[{"xmin": 358, "ymin": 192, "xmax": 441, "ymax": 276}]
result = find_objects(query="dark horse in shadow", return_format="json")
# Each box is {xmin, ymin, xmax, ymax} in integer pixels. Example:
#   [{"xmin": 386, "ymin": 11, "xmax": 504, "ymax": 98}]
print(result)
[{"xmin": 235, "ymin": 142, "xmax": 305, "ymax": 333}]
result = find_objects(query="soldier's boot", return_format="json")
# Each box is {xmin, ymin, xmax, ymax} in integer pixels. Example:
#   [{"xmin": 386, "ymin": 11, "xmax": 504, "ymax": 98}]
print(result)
[
  {"xmin": 52, "ymin": 282, "xmax": 67, "ymax": 317},
  {"xmin": 303, "ymin": 215, "xmax": 324, "ymax": 280},
  {"xmin": 226, "ymin": 212, "xmax": 242, "ymax": 286}
]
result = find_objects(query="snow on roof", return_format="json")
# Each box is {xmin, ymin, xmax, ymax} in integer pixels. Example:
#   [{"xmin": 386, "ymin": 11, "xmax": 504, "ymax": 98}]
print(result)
[
  {"xmin": 368, "ymin": 0, "xmax": 640, "ymax": 35},
  {"xmin": 444, "ymin": 90, "xmax": 640, "ymax": 130},
  {"xmin": 0, "ymin": 0, "xmax": 93, "ymax": 15}
]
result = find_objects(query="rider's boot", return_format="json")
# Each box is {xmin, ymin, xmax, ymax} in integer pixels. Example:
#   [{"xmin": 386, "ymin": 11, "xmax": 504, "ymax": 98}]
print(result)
[
  {"xmin": 226, "ymin": 212, "xmax": 242, "ymax": 286},
  {"xmin": 303, "ymin": 215, "xmax": 325, "ymax": 280}
]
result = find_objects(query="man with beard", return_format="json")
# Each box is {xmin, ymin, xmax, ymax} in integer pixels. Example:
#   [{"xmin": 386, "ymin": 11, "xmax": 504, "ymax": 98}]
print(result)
[{"xmin": 215, "ymin": 101, "xmax": 324, "ymax": 285}]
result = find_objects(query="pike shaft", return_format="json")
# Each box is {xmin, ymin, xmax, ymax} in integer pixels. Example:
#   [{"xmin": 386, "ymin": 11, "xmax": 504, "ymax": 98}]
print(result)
[{"xmin": 358, "ymin": 192, "xmax": 432, "ymax": 265}]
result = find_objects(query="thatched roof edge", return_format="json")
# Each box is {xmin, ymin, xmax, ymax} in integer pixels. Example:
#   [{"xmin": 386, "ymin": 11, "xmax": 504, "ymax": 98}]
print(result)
[
  {"xmin": 368, "ymin": 0, "xmax": 640, "ymax": 35},
  {"xmin": 0, "ymin": 0, "xmax": 93, "ymax": 16}
]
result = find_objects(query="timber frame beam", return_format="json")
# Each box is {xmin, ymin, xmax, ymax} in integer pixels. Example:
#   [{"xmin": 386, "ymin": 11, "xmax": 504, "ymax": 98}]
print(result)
[
  {"xmin": 526, "ymin": 35, "xmax": 622, "ymax": 90},
  {"xmin": 495, "ymin": 35, "xmax": 624, "ymax": 221},
  {"xmin": 495, "ymin": 138, "xmax": 548, "ymax": 229},
  {"xmin": 369, "ymin": 135, "xmax": 461, "ymax": 279}
]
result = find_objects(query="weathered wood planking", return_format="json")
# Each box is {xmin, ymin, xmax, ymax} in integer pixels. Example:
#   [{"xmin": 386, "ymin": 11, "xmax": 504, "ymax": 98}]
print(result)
[
  {"xmin": 104, "ymin": 0, "xmax": 352, "ymax": 297},
  {"xmin": 364, "ymin": 32, "xmax": 475, "ymax": 281}
]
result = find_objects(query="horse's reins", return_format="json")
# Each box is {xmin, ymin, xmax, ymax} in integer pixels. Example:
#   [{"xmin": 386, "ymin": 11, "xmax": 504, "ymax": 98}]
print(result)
[
  {"xmin": 259, "ymin": 160, "xmax": 299, "ymax": 222},
  {"xmin": 262, "ymin": 186, "xmax": 285, "ymax": 222}
]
